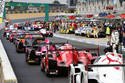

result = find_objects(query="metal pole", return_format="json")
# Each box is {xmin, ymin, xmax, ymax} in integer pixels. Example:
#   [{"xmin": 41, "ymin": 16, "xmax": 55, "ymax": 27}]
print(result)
[{"xmin": 44, "ymin": 4, "xmax": 49, "ymax": 22}]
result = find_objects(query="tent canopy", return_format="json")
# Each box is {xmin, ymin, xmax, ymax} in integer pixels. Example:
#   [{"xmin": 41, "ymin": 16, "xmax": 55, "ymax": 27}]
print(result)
[{"xmin": 105, "ymin": 14, "xmax": 115, "ymax": 19}]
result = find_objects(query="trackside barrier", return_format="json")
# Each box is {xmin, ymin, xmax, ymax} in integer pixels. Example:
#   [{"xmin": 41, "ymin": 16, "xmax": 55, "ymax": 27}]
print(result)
[{"xmin": 0, "ymin": 40, "xmax": 18, "ymax": 83}]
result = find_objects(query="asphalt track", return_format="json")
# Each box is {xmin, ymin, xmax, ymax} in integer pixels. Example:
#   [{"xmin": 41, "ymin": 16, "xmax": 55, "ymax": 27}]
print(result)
[
  {"xmin": 0, "ymin": 18, "xmax": 106, "ymax": 83},
  {"xmin": 0, "ymin": 30, "xmax": 106, "ymax": 83}
]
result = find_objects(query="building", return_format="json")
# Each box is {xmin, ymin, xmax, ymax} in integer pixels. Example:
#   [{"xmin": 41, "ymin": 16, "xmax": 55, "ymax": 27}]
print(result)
[
  {"xmin": 5, "ymin": 0, "xmax": 67, "ymax": 4},
  {"xmin": 49, "ymin": 4, "xmax": 68, "ymax": 13},
  {"xmin": 76, "ymin": 0, "xmax": 125, "ymax": 15},
  {"xmin": 67, "ymin": 0, "xmax": 78, "ymax": 13},
  {"xmin": 6, "ymin": 1, "xmax": 68, "ymax": 14}
]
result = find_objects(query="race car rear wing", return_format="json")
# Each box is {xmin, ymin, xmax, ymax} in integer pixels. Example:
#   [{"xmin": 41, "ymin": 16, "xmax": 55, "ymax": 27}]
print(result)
[
  {"xmin": 24, "ymin": 42, "xmax": 66, "ymax": 47},
  {"xmin": 88, "ymin": 64, "xmax": 125, "ymax": 67},
  {"xmin": 48, "ymin": 47, "xmax": 100, "ymax": 56},
  {"xmin": 16, "ymin": 33, "xmax": 41, "ymax": 35}
]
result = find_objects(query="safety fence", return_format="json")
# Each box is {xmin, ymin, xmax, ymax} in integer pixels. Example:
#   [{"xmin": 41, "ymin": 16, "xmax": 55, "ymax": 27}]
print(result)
[{"xmin": 0, "ymin": 40, "xmax": 18, "ymax": 83}]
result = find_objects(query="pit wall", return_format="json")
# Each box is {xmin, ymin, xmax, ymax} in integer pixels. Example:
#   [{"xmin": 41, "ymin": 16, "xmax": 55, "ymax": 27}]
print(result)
[{"xmin": 0, "ymin": 40, "xmax": 18, "ymax": 83}]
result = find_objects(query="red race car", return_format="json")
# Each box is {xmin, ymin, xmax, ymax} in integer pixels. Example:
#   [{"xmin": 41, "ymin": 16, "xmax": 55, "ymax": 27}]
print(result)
[
  {"xmin": 15, "ymin": 33, "xmax": 44, "ymax": 53},
  {"xmin": 25, "ymin": 37, "xmax": 46, "ymax": 64},
  {"xmin": 40, "ymin": 43, "xmax": 99, "ymax": 76}
]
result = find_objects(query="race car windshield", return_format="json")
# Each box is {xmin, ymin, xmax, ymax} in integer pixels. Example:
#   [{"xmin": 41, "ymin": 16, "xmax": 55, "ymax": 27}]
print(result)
[{"xmin": 32, "ymin": 39, "xmax": 45, "ymax": 45}]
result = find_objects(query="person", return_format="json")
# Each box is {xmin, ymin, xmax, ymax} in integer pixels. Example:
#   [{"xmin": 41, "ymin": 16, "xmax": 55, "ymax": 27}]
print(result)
[
  {"xmin": 18, "ymin": 40, "xmax": 24, "ymax": 49},
  {"xmin": 123, "ymin": 21, "xmax": 125, "ymax": 47},
  {"xmin": 117, "ymin": 23, "xmax": 123, "ymax": 53},
  {"xmin": 106, "ymin": 25, "xmax": 111, "ymax": 38},
  {"xmin": 110, "ymin": 28, "xmax": 119, "ymax": 53},
  {"xmin": 93, "ymin": 25, "xmax": 99, "ymax": 38}
]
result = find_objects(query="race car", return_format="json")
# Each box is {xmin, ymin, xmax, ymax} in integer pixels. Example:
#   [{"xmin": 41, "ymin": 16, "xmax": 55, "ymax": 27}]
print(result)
[
  {"xmin": 8, "ymin": 30, "xmax": 17, "ymax": 42},
  {"xmin": 15, "ymin": 33, "xmax": 44, "ymax": 53},
  {"xmin": 3, "ymin": 24, "xmax": 24, "ymax": 39},
  {"xmin": 8, "ymin": 30, "xmax": 25, "ymax": 42},
  {"xmin": 40, "ymin": 28, "xmax": 53, "ymax": 37},
  {"xmin": 40, "ymin": 43, "xmax": 99, "ymax": 76},
  {"xmin": 69, "ymin": 63, "xmax": 88, "ymax": 83},
  {"xmin": 75, "ymin": 26, "xmax": 92, "ymax": 36},
  {"xmin": 88, "ymin": 52, "xmax": 124, "ymax": 83},
  {"xmin": 75, "ymin": 27, "xmax": 85, "ymax": 36},
  {"xmin": 40, "ymin": 43, "xmax": 74, "ymax": 76},
  {"xmin": 25, "ymin": 37, "xmax": 45, "ymax": 64},
  {"xmin": 3, "ymin": 29, "xmax": 11, "ymax": 39},
  {"xmin": 3, "ymin": 26, "xmax": 15, "ymax": 39}
]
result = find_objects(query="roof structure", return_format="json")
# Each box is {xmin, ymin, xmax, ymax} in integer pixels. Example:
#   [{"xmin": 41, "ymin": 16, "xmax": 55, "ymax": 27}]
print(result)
[{"xmin": 5, "ymin": 0, "xmax": 67, "ymax": 4}]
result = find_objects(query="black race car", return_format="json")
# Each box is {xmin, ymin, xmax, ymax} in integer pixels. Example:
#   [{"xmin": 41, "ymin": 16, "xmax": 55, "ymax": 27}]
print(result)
[{"xmin": 25, "ymin": 37, "xmax": 45, "ymax": 64}]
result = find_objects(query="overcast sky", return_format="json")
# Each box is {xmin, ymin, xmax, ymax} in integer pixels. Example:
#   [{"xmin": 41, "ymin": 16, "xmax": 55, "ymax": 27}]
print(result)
[{"xmin": 5, "ymin": 0, "xmax": 67, "ymax": 4}]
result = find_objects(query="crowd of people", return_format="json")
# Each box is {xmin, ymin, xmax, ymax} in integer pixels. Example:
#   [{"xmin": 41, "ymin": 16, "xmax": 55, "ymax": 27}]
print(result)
[{"xmin": 5, "ymin": 18, "xmax": 125, "ymax": 53}]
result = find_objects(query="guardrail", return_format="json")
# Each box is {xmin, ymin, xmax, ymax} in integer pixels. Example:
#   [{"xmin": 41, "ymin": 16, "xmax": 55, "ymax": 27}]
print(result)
[{"xmin": 0, "ymin": 40, "xmax": 18, "ymax": 83}]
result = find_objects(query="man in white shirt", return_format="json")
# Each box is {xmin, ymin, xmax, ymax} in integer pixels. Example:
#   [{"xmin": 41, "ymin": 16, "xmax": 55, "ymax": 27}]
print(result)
[{"xmin": 110, "ymin": 28, "xmax": 119, "ymax": 53}]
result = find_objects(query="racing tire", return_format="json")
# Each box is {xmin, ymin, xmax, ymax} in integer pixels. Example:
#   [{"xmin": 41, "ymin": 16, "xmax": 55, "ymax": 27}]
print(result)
[
  {"xmin": 75, "ymin": 34, "xmax": 78, "ymax": 36},
  {"xmin": 41, "ymin": 62, "xmax": 45, "ymax": 72},
  {"xmin": 45, "ymin": 67, "xmax": 50, "ymax": 77},
  {"xmin": 25, "ymin": 52, "xmax": 28, "ymax": 62},
  {"xmin": 16, "ymin": 48, "xmax": 19, "ymax": 53}
]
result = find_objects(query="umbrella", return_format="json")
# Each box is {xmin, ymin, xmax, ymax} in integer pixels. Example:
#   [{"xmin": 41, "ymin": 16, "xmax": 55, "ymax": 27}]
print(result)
[
  {"xmin": 86, "ymin": 14, "xmax": 93, "ymax": 18},
  {"xmin": 99, "ymin": 12, "xmax": 108, "ymax": 17},
  {"xmin": 105, "ymin": 14, "xmax": 115, "ymax": 19},
  {"xmin": 119, "ymin": 14, "xmax": 125, "ymax": 19},
  {"xmin": 68, "ymin": 15, "xmax": 76, "ymax": 20}
]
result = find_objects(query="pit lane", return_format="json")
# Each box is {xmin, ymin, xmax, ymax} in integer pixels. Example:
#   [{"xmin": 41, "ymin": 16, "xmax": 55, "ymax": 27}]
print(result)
[
  {"xmin": 0, "ymin": 18, "xmax": 110, "ymax": 83},
  {"xmin": 0, "ymin": 30, "xmax": 106, "ymax": 83}
]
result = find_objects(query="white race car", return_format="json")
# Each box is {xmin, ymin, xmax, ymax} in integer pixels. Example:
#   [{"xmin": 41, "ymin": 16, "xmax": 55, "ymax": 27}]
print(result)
[
  {"xmin": 89, "ymin": 52, "xmax": 124, "ymax": 83},
  {"xmin": 40, "ymin": 28, "xmax": 53, "ymax": 37},
  {"xmin": 69, "ymin": 63, "xmax": 88, "ymax": 83},
  {"xmin": 69, "ymin": 52, "xmax": 124, "ymax": 83},
  {"xmin": 75, "ymin": 27, "xmax": 84, "ymax": 36}
]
